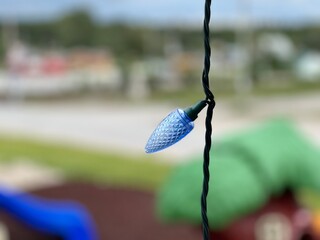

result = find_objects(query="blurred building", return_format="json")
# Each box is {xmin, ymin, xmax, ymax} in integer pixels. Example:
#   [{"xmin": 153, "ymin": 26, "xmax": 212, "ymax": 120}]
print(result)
[
  {"xmin": 258, "ymin": 33, "xmax": 295, "ymax": 62},
  {"xmin": 1, "ymin": 42, "xmax": 121, "ymax": 97},
  {"xmin": 295, "ymin": 52, "xmax": 320, "ymax": 82}
]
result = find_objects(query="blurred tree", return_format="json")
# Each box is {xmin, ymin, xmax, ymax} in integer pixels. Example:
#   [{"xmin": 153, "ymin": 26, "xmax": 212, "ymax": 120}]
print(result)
[
  {"xmin": 282, "ymin": 26, "xmax": 320, "ymax": 51},
  {"xmin": 55, "ymin": 10, "xmax": 96, "ymax": 47},
  {"xmin": 20, "ymin": 23, "xmax": 56, "ymax": 47},
  {"xmin": 300, "ymin": 27, "xmax": 320, "ymax": 51},
  {"xmin": 15, "ymin": 10, "xmax": 238, "ymax": 61},
  {"xmin": 96, "ymin": 24, "xmax": 163, "ymax": 59},
  {"xmin": 0, "ymin": 28, "xmax": 4, "ymax": 64}
]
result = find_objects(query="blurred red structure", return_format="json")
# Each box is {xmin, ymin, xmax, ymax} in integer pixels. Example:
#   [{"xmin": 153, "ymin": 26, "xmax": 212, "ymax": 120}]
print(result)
[{"xmin": 211, "ymin": 190, "xmax": 318, "ymax": 240}]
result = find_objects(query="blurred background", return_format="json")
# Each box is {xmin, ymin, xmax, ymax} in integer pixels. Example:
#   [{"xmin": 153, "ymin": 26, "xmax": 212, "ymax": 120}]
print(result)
[{"xmin": 0, "ymin": 0, "xmax": 319, "ymax": 239}]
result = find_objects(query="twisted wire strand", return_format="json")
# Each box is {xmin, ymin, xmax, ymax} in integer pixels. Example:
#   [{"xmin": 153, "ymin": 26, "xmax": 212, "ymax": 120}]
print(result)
[
  {"xmin": 202, "ymin": 0, "xmax": 213, "ymax": 101},
  {"xmin": 201, "ymin": 100, "xmax": 214, "ymax": 240},
  {"xmin": 201, "ymin": 0, "xmax": 215, "ymax": 240}
]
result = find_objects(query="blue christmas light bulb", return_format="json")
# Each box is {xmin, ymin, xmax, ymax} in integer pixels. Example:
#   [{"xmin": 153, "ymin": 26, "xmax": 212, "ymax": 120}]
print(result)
[{"xmin": 145, "ymin": 101, "xmax": 207, "ymax": 154}]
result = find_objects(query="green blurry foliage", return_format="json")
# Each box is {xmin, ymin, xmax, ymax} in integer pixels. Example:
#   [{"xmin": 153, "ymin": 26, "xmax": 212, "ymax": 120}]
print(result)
[{"xmin": 56, "ymin": 11, "xmax": 96, "ymax": 47}]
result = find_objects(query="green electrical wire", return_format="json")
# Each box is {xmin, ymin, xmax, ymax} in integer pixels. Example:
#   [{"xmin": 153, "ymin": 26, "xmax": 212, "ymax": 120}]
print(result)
[{"xmin": 200, "ymin": 0, "xmax": 216, "ymax": 239}]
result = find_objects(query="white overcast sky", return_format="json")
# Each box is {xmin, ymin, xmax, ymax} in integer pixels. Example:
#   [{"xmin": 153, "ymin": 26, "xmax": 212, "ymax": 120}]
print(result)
[{"xmin": 0, "ymin": 0, "xmax": 319, "ymax": 26}]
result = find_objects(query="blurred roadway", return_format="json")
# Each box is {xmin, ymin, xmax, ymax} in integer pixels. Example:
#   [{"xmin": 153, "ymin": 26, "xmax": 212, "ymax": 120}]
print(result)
[{"xmin": 0, "ymin": 93, "xmax": 319, "ymax": 163}]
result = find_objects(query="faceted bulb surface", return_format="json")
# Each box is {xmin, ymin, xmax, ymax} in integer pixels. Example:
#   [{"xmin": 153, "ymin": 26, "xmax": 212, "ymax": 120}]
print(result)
[{"xmin": 145, "ymin": 109, "xmax": 194, "ymax": 153}]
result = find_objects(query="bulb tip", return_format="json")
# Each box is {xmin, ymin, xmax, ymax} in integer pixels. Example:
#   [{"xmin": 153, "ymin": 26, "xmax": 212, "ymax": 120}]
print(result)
[
  {"xmin": 145, "ymin": 148, "xmax": 151, "ymax": 154},
  {"xmin": 145, "ymin": 145, "xmax": 155, "ymax": 154}
]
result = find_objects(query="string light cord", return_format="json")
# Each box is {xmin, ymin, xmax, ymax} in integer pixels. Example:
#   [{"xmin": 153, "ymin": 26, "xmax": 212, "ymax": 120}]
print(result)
[
  {"xmin": 145, "ymin": 1, "xmax": 215, "ymax": 238},
  {"xmin": 201, "ymin": 0, "xmax": 215, "ymax": 240}
]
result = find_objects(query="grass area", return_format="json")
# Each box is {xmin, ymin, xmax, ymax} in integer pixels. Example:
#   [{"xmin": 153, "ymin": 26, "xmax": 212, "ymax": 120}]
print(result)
[
  {"xmin": 150, "ymin": 80, "xmax": 320, "ymax": 104},
  {"xmin": 0, "ymin": 136, "xmax": 172, "ymax": 190},
  {"xmin": 253, "ymin": 80, "xmax": 320, "ymax": 96}
]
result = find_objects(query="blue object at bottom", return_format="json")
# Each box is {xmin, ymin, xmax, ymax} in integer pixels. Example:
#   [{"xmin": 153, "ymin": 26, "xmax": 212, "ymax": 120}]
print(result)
[{"xmin": 0, "ymin": 188, "xmax": 98, "ymax": 240}]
